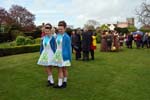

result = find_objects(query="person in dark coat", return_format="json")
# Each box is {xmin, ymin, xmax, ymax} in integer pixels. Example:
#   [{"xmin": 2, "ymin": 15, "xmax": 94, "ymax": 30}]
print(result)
[
  {"xmin": 126, "ymin": 33, "xmax": 133, "ymax": 48},
  {"xmin": 81, "ymin": 28, "xmax": 92, "ymax": 61},
  {"xmin": 88, "ymin": 30, "xmax": 94, "ymax": 60},
  {"xmin": 71, "ymin": 30, "xmax": 76, "ymax": 53},
  {"xmin": 74, "ymin": 29, "xmax": 82, "ymax": 60},
  {"xmin": 142, "ymin": 32, "xmax": 149, "ymax": 48}
]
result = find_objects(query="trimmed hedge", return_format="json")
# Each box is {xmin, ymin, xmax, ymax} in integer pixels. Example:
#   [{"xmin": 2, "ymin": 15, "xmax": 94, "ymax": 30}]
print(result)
[{"xmin": 0, "ymin": 44, "xmax": 40, "ymax": 57}]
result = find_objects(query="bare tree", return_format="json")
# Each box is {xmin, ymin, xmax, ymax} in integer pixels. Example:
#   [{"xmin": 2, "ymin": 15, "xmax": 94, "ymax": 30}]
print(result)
[
  {"xmin": 136, "ymin": 0, "xmax": 150, "ymax": 26},
  {"xmin": 86, "ymin": 20, "xmax": 100, "ymax": 27}
]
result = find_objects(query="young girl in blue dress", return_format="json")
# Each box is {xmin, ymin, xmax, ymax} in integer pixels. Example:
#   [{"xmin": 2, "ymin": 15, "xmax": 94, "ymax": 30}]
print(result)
[
  {"xmin": 37, "ymin": 23, "xmax": 56, "ymax": 87},
  {"xmin": 51, "ymin": 21, "xmax": 72, "ymax": 88}
]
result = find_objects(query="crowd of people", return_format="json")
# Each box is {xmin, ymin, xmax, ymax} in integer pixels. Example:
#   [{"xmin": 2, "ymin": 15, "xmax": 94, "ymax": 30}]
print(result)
[
  {"xmin": 100, "ymin": 30, "xmax": 150, "ymax": 52},
  {"xmin": 101, "ymin": 31, "xmax": 121, "ymax": 52},
  {"xmin": 71, "ymin": 28, "xmax": 97, "ymax": 61},
  {"xmin": 125, "ymin": 32, "xmax": 150, "ymax": 49}
]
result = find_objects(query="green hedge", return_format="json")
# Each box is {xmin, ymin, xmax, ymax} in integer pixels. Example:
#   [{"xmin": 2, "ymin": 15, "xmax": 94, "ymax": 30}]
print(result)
[{"xmin": 0, "ymin": 44, "xmax": 40, "ymax": 57}]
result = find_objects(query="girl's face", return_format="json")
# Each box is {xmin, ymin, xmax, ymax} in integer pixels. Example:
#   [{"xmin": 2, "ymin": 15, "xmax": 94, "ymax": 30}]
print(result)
[
  {"xmin": 44, "ymin": 25, "xmax": 51, "ymax": 35},
  {"xmin": 58, "ymin": 26, "xmax": 65, "ymax": 34}
]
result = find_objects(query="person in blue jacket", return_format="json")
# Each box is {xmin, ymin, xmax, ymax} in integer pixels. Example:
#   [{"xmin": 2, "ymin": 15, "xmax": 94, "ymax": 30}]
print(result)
[
  {"xmin": 37, "ymin": 23, "xmax": 56, "ymax": 87},
  {"xmin": 51, "ymin": 21, "xmax": 72, "ymax": 88}
]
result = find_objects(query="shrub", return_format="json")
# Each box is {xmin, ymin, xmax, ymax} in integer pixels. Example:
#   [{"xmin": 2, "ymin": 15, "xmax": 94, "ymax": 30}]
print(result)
[
  {"xmin": 25, "ymin": 37, "xmax": 35, "ymax": 45},
  {"xmin": 16, "ymin": 36, "xmax": 26, "ymax": 45},
  {"xmin": 9, "ymin": 41, "xmax": 16, "ymax": 46},
  {"xmin": 35, "ymin": 38, "xmax": 41, "ymax": 44},
  {"xmin": 96, "ymin": 33, "xmax": 101, "ymax": 43},
  {"xmin": 16, "ymin": 36, "xmax": 35, "ymax": 45},
  {"xmin": 27, "ymin": 36, "xmax": 34, "ymax": 39}
]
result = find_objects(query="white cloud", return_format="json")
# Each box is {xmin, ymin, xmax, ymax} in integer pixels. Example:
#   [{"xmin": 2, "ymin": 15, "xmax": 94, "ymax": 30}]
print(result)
[{"xmin": 1, "ymin": 0, "xmax": 149, "ymax": 28}]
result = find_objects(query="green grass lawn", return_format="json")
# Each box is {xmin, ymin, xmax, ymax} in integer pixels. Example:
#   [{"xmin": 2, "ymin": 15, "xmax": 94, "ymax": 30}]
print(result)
[{"xmin": 0, "ymin": 47, "xmax": 150, "ymax": 100}]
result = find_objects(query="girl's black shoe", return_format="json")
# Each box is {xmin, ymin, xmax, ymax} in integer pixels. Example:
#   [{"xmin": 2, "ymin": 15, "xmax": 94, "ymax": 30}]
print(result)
[
  {"xmin": 63, "ymin": 82, "xmax": 67, "ymax": 88},
  {"xmin": 47, "ymin": 81, "xmax": 54, "ymax": 87},
  {"xmin": 53, "ymin": 85, "xmax": 64, "ymax": 88}
]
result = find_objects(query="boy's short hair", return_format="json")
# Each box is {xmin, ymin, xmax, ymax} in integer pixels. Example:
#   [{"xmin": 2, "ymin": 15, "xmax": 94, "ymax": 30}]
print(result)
[{"xmin": 58, "ymin": 21, "xmax": 67, "ymax": 28}]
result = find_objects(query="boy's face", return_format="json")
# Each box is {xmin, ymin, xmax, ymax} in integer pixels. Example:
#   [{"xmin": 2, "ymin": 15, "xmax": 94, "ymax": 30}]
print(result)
[{"xmin": 58, "ymin": 26, "xmax": 65, "ymax": 34}]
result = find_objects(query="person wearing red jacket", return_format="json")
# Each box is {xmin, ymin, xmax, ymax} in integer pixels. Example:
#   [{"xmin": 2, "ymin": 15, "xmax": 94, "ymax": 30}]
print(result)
[{"xmin": 136, "ymin": 34, "xmax": 142, "ymax": 48}]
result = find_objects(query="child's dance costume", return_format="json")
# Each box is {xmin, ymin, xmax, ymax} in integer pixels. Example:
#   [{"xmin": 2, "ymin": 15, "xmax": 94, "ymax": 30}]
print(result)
[
  {"xmin": 51, "ymin": 33, "xmax": 72, "ymax": 67},
  {"xmin": 37, "ymin": 35, "xmax": 56, "ymax": 66}
]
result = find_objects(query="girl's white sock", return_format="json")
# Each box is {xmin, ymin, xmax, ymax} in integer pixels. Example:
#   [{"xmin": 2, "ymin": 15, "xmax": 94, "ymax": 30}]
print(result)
[
  {"xmin": 58, "ymin": 78, "xmax": 63, "ymax": 86},
  {"xmin": 64, "ymin": 77, "xmax": 67, "ymax": 82},
  {"xmin": 48, "ymin": 75, "xmax": 54, "ymax": 84}
]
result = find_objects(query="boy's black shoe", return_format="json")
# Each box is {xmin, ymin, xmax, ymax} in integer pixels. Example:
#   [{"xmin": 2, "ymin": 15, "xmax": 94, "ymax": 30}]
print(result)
[
  {"xmin": 63, "ymin": 82, "xmax": 67, "ymax": 88},
  {"xmin": 47, "ymin": 81, "xmax": 54, "ymax": 87},
  {"xmin": 91, "ymin": 58, "xmax": 94, "ymax": 60},
  {"xmin": 53, "ymin": 85, "xmax": 64, "ymax": 89}
]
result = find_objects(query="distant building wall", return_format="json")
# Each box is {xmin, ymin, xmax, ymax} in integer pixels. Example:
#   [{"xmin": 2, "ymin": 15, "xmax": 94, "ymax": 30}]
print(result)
[
  {"xmin": 117, "ymin": 18, "xmax": 135, "ymax": 28},
  {"xmin": 127, "ymin": 18, "xmax": 134, "ymax": 26},
  {"xmin": 117, "ymin": 22, "xmax": 128, "ymax": 28}
]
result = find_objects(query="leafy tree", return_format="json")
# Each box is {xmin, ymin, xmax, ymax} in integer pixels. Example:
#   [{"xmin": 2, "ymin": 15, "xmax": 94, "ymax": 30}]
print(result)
[
  {"xmin": 9, "ymin": 5, "xmax": 35, "ymax": 32},
  {"xmin": 115, "ymin": 27, "xmax": 129, "ymax": 34},
  {"xmin": 140, "ymin": 26, "xmax": 150, "ymax": 32},
  {"xmin": 100, "ymin": 24, "xmax": 109, "ymax": 31},
  {"xmin": 127, "ymin": 25, "xmax": 137, "ymax": 32},
  {"xmin": 0, "ymin": 7, "xmax": 12, "ymax": 25}
]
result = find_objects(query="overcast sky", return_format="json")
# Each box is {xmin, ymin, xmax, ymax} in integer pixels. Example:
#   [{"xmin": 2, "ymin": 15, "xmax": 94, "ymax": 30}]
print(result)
[{"xmin": 0, "ymin": 0, "xmax": 149, "ymax": 28}]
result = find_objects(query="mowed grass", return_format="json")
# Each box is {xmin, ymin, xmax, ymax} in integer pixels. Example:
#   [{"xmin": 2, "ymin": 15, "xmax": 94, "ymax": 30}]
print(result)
[{"xmin": 0, "ymin": 46, "xmax": 150, "ymax": 100}]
